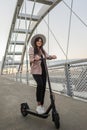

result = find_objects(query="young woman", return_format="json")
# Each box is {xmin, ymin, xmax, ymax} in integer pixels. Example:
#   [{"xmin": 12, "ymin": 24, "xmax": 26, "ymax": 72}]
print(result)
[{"xmin": 29, "ymin": 34, "xmax": 57, "ymax": 114}]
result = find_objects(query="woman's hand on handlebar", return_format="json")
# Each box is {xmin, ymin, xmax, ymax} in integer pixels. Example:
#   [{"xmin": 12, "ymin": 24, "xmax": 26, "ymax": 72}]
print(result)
[{"xmin": 51, "ymin": 55, "xmax": 57, "ymax": 59}]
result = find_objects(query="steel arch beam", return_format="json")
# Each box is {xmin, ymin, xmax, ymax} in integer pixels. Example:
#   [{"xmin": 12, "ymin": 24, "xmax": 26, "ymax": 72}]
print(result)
[
  {"xmin": 1, "ymin": 0, "xmax": 62, "ymax": 74},
  {"xmin": 1, "ymin": 0, "xmax": 23, "ymax": 74}
]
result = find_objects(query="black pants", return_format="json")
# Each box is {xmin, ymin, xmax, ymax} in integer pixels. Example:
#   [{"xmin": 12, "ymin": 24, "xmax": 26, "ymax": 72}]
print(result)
[{"xmin": 33, "ymin": 73, "xmax": 46, "ymax": 105}]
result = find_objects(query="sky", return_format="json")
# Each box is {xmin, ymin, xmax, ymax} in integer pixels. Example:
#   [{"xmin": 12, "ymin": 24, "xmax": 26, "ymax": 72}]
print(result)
[{"xmin": 0, "ymin": 0, "xmax": 87, "ymax": 62}]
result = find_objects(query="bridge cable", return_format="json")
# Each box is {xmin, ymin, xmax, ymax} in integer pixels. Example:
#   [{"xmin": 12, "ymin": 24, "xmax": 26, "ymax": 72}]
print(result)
[
  {"xmin": 47, "ymin": 13, "xmax": 50, "ymax": 65},
  {"xmin": 24, "ymin": 0, "xmax": 36, "ymax": 84},
  {"xmin": 48, "ymin": 13, "xmax": 49, "ymax": 55},
  {"xmin": 66, "ymin": 0, "xmax": 73, "ymax": 61},
  {"xmin": 25, "ymin": 0, "xmax": 29, "ymax": 84},
  {"xmin": 19, "ymin": 0, "xmax": 36, "ymax": 72},
  {"xmin": 63, "ymin": 0, "xmax": 87, "ymax": 28},
  {"xmin": 44, "ymin": 19, "xmax": 67, "ymax": 58}
]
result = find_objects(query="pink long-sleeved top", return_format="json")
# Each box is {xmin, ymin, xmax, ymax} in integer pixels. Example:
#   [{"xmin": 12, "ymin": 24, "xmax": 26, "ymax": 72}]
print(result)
[{"xmin": 29, "ymin": 47, "xmax": 50, "ymax": 74}]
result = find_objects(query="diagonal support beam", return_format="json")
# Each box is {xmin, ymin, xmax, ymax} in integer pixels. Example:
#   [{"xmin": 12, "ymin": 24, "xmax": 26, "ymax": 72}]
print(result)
[
  {"xmin": 28, "ymin": 0, "xmax": 53, "ymax": 5},
  {"xmin": 13, "ymin": 28, "xmax": 31, "ymax": 34},
  {"xmin": 10, "ymin": 41, "xmax": 25, "ymax": 45},
  {"xmin": 18, "ymin": 13, "xmax": 40, "ymax": 21}
]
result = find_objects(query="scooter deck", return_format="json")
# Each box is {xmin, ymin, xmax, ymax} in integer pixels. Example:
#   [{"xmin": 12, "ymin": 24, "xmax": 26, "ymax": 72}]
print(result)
[
  {"xmin": 26, "ymin": 109, "xmax": 50, "ymax": 118},
  {"xmin": 21, "ymin": 102, "xmax": 52, "ymax": 118}
]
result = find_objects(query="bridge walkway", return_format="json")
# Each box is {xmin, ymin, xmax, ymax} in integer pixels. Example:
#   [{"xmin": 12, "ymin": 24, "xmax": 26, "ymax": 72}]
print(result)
[{"xmin": 0, "ymin": 76, "xmax": 87, "ymax": 130}]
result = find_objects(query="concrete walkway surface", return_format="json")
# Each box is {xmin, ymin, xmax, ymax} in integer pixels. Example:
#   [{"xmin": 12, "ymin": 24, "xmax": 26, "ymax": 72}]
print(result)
[{"xmin": 0, "ymin": 76, "xmax": 87, "ymax": 130}]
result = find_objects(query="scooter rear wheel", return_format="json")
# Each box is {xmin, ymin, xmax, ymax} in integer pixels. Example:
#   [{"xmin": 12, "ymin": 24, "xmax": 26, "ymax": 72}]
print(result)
[
  {"xmin": 21, "ymin": 103, "xmax": 29, "ymax": 117},
  {"xmin": 52, "ymin": 111, "xmax": 60, "ymax": 129}
]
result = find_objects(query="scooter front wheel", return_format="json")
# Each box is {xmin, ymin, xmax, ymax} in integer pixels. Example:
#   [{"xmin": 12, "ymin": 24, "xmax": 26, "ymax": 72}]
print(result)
[
  {"xmin": 52, "ymin": 111, "xmax": 60, "ymax": 129},
  {"xmin": 20, "ymin": 103, "xmax": 29, "ymax": 117}
]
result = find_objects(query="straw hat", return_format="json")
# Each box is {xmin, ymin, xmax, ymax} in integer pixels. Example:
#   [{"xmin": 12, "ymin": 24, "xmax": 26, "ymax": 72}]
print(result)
[{"xmin": 31, "ymin": 34, "xmax": 46, "ymax": 47}]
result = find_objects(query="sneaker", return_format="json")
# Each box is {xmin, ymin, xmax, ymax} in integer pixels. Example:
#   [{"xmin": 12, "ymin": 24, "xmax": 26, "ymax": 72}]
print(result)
[
  {"xmin": 36, "ymin": 105, "xmax": 45, "ymax": 114},
  {"xmin": 41, "ymin": 106, "xmax": 45, "ymax": 112}
]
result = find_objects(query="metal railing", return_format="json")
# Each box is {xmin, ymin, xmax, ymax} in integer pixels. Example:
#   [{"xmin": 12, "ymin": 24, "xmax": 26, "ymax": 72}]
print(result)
[{"xmin": 3, "ymin": 58, "xmax": 87, "ymax": 100}]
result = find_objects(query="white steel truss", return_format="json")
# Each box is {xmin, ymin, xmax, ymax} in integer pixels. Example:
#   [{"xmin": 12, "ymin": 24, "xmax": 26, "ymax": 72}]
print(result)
[{"xmin": 1, "ymin": 0, "xmax": 62, "ymax": 74}]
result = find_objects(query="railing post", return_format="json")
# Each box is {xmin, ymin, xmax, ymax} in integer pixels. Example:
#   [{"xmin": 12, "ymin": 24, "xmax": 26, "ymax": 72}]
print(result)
[
  {"xmin": 16, "ymin": 72, "xmax": 18, "ymax": 81},
  {"xmin": 65, "ymin": 63, "xmax": 73, "ymax": 96},
  {"xmin": 26, "ymin": 70, "xmax": 29, "ymax": 85},
  {"xmin": 20, "ymin": 71, "xmax": 22, "ymax": 83}
]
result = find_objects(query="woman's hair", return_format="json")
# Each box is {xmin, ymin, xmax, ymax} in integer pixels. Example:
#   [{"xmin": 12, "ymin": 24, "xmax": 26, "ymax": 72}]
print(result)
[{"xmin": 34, "ymin": 37, "xmax": 45, "ymax": 56}]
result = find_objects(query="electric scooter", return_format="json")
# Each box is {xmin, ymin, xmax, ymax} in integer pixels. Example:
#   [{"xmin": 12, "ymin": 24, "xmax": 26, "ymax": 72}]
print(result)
[{"xmin": 20, "ymin": 58, "xmax": 60, "ymax": 129}]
